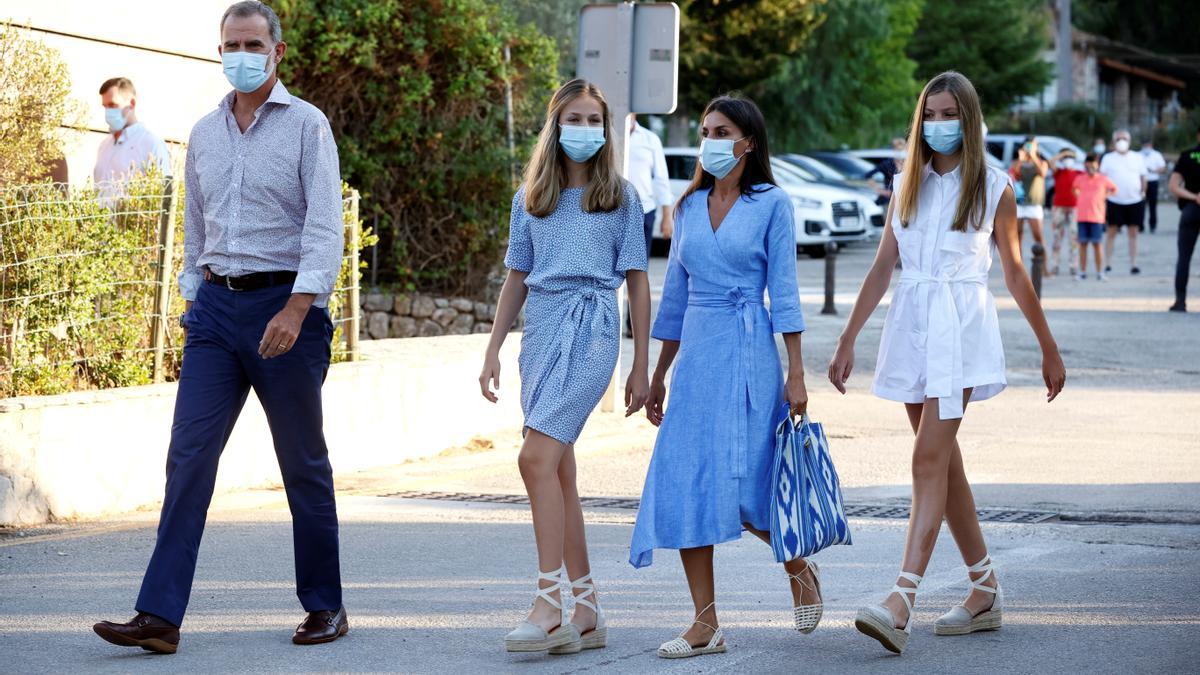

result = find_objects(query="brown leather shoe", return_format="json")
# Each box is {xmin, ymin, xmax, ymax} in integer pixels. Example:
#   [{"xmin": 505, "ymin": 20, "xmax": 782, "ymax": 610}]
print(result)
[
  {"xmin": 292, "ymin": 606, "xmax": 349, "ymax": 645},
  {"xmin": 93, "ymin": 612, "xmax": 180, "ymax": 654}
]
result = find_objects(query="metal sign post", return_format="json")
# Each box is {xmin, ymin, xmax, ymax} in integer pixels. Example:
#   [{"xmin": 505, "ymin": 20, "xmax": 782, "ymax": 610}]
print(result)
[{"xmin": 577, "ymin": 1, "xmax": 679, "ymax": 412}]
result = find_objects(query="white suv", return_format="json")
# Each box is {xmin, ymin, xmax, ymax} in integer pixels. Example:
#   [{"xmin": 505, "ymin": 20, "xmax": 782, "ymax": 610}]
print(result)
[{"xmin": 661, "ymin": 147, "xmax": 869, "ymax": 257}]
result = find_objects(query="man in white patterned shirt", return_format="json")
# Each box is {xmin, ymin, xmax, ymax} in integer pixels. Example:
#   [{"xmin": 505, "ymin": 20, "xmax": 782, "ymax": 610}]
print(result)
[{"xmin": 94, "ymin": 1, "xmax": 347, "ymax": 653}]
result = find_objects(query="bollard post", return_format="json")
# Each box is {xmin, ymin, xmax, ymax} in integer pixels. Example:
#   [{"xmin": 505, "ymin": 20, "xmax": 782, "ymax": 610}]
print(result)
[
  {"xmin": 1031, "ymin": 243, "xmax": 1044, "ymax": 300},
  {"xmin": 821, "ymin": 241, "xmax": 838, "ymax": 315}
]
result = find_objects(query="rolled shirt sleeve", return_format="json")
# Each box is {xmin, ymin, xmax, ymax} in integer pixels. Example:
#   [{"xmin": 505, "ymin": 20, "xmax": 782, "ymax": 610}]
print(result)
[
  {"xmin": 177, "ymin": 138, "xmax": 205, "ymax": 302},
  {"xmin": 765, "ymin": 193, "xmax": 806, "ymax": 334},
  {"xmin": 292, "ymin": 113, "xmax": 345, "ymax": 304}
]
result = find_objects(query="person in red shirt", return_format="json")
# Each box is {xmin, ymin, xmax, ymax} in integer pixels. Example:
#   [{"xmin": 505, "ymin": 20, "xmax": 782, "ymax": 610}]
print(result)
[
  {"xmin": 1073, "ymin": 153, "xmax": 1119, "ymax": 280},
  {"xmin": 1049, "ymin": 153, "xmax": 1081, "ymax": 276}
]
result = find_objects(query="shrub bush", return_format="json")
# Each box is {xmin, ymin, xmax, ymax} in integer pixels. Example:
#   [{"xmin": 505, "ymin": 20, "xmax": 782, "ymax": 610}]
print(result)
[
  {"xmin": 0, "ymin": 22, "xmax": 84, "ymax": 185},
  {"xmin": 275, "ymin": 0, "xmax": 558, "ymax": 296},
  {"xmin": 0, "ymin": 174, "xmax": 372, "ymax": 398}
]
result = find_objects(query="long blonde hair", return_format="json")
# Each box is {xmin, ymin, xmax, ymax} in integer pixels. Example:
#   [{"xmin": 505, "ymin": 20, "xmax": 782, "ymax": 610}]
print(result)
[
  {"xmin": 897, "ymin": 71, "xmax": 989, "ymax": 232},
  {"xmin": 522, "ymin": 79, "xmax": 624, "ymax": 217}
]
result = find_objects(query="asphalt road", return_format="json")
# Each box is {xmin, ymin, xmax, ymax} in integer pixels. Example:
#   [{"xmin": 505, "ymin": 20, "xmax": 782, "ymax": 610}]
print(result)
[{"xmin": 1, "ymin": 204, "xmax": 1196, "ymax": 673}]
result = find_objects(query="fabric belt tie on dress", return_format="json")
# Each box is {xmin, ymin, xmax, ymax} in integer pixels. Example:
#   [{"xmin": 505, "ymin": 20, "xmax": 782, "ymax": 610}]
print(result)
[
  {"xmin": 528, "ymin": 286, "xmax": 617, "ymax": 403},
  {"xmin": 688, "ymin": 287, "xmax": 764, "ymax": 478},
  {"xmin": 898, "ymin": 269, "xmax": 988, "ymax": 420}
]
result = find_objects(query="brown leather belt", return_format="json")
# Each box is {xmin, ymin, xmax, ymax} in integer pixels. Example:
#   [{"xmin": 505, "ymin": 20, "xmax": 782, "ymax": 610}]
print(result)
[{"xmin": 204, "ymin": 269, "xmax": 297, "ymax": 292}]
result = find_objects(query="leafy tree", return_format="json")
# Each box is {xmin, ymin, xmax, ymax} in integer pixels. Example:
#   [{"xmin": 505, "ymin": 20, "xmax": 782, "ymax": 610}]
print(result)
[
  {"xmin": 500, "ymin": 0, "xmax": 587, "ymax": 81},
  {"xmin": 907, "ymin": 0, "xmax": 1054, "ymax": 111},
  {"xmin": 274, "ymin": 0, "xmax": 558, "ymax": 295},
  {"xmin": 675, "ymin": 0, "xmax": 823, "ymax": 118},
  {"xmin": 0, "ymin": 23, "xmax": 82, "ymax": 185},
  {"xmin": 753, "ymin": 0, "xmax": 924, "ymax": 151}
]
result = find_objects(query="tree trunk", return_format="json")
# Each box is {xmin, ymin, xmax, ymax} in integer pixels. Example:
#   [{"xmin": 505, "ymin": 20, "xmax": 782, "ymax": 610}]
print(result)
[{"xmin": 666, "ymin": 106, "xmax": 691, "ymax": 147}]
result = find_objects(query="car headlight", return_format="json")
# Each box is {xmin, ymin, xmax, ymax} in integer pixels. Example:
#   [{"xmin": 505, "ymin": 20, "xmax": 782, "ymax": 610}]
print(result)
[{"xmin": 790, "ymin": 195, "xmax": 822, "ymax": 210}]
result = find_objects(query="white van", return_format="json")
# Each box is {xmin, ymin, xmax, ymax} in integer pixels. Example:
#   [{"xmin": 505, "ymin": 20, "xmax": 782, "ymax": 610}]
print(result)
[{"xmin": 661, "ymin": 147, "xmax": 870, "ymax": 257}]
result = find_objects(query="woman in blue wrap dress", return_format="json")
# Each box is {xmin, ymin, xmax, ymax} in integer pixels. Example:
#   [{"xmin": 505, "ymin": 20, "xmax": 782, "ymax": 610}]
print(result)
[
  {"xmin": 480, "ymin": 79, "xmax": 651, "ymax": 656},
  {"xmin": 628, "ymin": 96, "xmax": 823, "ymax": 660}
]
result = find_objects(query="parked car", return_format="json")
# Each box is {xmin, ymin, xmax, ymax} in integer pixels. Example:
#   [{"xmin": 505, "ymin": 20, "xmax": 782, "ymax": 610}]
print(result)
[
  {"xmin": 985, "ymin": 134, "xmax": 1085, "ymax": 203},
  {"xmin": 803, "ymin": 151, "xmax": 878, "ymax": 181},
  {"xmin": 986, "ymin": 134, "xmax": 1084, "ymax": 167},
  {"xmin": 849, "ymin": 147, "xmax": 1006, "ymax": 172},
  {"xmin": 782, "ymin": 153, "xmax": 872, "ymax": 189},
  {"xmin": 662, "ymin": 147, "xmax": 870, "ymax": 257},
  {"xmin": 776, "ymin": 156, "xmax": 885, "ymax": 238}
]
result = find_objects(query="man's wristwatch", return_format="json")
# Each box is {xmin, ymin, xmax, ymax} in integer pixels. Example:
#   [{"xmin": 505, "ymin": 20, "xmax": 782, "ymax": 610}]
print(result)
[{"xmin": 179, "ymin": 312, "xmax": 188, "ymax": 328}]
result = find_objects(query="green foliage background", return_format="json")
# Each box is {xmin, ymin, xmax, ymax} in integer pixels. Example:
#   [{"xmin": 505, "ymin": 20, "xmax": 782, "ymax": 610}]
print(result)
[
  {"xmin": 0, "ymin": 175, "xmax": 371, "ymax": 398},
  {"xmin": 274, "ymin": 0, "xmax": 558, "ymax": 295},
  {"xmin": 907, "ymin": 0, "xmax": 1054, "ymax": 112},
  {"xmin": 753, "ymin": 0, "xmax": 924, "ymax": 151}
]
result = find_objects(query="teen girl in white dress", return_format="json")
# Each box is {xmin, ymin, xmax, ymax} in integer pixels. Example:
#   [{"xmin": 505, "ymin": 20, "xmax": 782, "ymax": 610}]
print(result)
[{"xmin": 828, "ymin": 71, "xmax": 1066, "ymax": 654}]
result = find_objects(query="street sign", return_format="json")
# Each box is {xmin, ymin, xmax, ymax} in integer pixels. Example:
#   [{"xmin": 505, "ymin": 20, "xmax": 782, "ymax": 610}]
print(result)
[
  {"xmin": 577, "ymin": 2, "xmax": 680, "ymax": 115},
  {"xmin": 576, "ymin": 2, "xmax": 680, "ymax": 412}
]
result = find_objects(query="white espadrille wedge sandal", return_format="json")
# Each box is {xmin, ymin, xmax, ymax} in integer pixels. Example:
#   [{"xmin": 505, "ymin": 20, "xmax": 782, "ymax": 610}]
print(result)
[
  {"xmin": 504, "ymin": 565, "xmax": 581, "ymax": 653},
  {"xmin": 855, "ymin": 571, "xmax": 923, "ymax": 654},
  {"xmin": 789, "ymin": 560, "xmax": 823, "ymax": 633},
  {"xmin": 935, "ymin": 554, "xmax": 1003, "ymax": 636},
  {"xmin": 657, "ymin": 602, "xmax": 726, "ymax": 659},
  {"xmin": 548, "ymin": 573, "xmax": 607, "ymax": 655}
]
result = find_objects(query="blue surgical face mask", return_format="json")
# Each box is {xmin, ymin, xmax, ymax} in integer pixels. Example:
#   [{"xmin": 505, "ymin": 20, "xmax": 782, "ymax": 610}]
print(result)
[
  {"xmin": 104, "ymin": 107, "xmax": 128, "ymax": 133},
  {"xmin": 922, "ymin": 120, "xmax": 962, "ymax": 155},
  {"xmin": 222, "ymin": 50, "xmax": 273, "ymax": 94},
  {"xmin": 700, "ymin": 136, "xmax": 748, "ymax": 179},
  {"xmin": 558, "ymin": 124, "xmax": 606, "ymax": 163}
]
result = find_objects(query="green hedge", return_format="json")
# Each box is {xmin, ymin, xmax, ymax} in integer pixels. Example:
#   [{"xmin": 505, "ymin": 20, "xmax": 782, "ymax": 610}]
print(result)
[
  {"xmin": 0, "ymin": 174, "xmax": 373, "ymax": 398},
  {"xmin": 275, "ymin": 0, "xmax": 558, "ymax": 296}
]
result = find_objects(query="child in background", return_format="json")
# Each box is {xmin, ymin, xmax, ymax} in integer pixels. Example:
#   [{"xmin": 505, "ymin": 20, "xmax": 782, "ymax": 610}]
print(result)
[
  {"xmin": 1049, "ymin": 153, "xmax": 1081, "ymax": 277},
  {"xmin": 1073, "ymin": 153, "xmax": 1118, "ymax": 280}
]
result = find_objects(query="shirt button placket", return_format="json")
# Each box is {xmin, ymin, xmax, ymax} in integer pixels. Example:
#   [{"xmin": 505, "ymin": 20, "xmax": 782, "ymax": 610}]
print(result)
[{"xmin": 233, "ymin": 134, "xmax": 244, "ymax": 256}]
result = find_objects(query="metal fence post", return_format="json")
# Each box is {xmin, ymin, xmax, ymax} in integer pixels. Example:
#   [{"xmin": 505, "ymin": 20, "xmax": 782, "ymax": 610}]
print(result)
[
  {"xmin": 151, "ymin": 177, "xmax": 178, "ymax": 382},
  {"xmin": 821, "ymin": 241, "xmax": 838, "ymax": 315},
  {"xmin": 346, "ymin": 189, "xmax": 361, "ymax": 361}
]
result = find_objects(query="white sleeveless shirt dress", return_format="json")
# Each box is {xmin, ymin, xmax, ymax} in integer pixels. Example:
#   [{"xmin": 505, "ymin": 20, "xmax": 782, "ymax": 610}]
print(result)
[{"xmin": 872, "ymin": 162, "xmax": 1011, "ymax": 420}]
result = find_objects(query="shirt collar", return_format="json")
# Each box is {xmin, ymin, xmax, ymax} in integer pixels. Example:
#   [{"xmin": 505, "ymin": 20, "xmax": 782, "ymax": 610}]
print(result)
[
  {"xmin": 219, "ymin": 79, "xmax": 293, "ymax": 112},
  {"xmin": 922, "ymin": 159, "xmax": 962, "ymax": 182},
  {"xmin": 113, "ymin": 122, "xmax": 143, "ymax": 145}
]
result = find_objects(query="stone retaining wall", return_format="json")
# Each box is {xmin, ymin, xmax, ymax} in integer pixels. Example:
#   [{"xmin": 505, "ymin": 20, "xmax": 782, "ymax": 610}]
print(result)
[{"xmin": 359, "ymin": 292, "xmax": 512, "ymax": 340}]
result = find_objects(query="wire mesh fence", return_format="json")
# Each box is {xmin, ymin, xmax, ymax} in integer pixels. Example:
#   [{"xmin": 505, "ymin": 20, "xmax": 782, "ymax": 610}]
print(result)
[{"xmin": 0, "ymin": 174, "xmax": 365, "ymax": 399}]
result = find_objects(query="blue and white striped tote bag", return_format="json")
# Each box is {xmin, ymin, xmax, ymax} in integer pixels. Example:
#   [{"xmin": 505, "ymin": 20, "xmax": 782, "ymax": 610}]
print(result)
[{"xmin": 769, "ymin": 406, "xmax": 853, "ymax": 563}]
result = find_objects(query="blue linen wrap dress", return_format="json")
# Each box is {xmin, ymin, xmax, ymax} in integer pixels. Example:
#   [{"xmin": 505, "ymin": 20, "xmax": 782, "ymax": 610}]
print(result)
[
  {"xmin": 629, "ymin": 184, "xmax": 806, "ymax": 568},
  {"xmin": 505, "ymin": 182, "xmax": 648, "ymax": 446}
]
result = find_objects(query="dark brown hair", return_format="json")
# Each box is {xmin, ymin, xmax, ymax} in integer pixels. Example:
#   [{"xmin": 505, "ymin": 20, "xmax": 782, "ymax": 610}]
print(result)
[
  {"xmin": 98, "ymin": 77, "xmax": 136, "ymax": 97},
  {"xmin": 675, "ymin": 94, "xmax": 776, "ymax": 218}
]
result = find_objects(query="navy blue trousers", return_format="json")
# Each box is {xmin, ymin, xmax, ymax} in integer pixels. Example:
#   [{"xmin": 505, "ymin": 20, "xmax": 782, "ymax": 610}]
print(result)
[{"xmin": 136, "ymin": 281, "xmax": 342, "ymax": 626}]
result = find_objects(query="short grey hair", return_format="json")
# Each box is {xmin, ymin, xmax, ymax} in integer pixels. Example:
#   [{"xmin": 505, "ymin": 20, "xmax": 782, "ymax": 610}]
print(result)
[
  {"xmin": 221, "ymin": 1, "xmax": 282, "ymax": 44},
  {"xmin": 1113, "ymin": 128, "xmax": 1131, "ymax": 141}
]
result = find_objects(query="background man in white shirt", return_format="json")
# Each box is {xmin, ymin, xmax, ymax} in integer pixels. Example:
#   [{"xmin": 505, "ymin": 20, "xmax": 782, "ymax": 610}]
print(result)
[
  {"xmin": 1140, "ymin": 138, "xmax": 1167, "ymax": 233},
  {"xmin": 626, "ymin": 114, "xmax": 674, "ymax": 248},
  {"xmin": 1100, "ymin": 129, "xmax": 1148, "ymax": 274},
  {"xmin": 93, "ymin": 77, "xmax": 171, "ymax": 203}
]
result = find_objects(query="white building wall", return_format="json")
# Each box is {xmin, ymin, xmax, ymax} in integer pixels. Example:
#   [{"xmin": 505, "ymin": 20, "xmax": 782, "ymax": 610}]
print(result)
[{"xmin": 4, "ymin": 1, "xmax": 233, "ymax": 184}]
